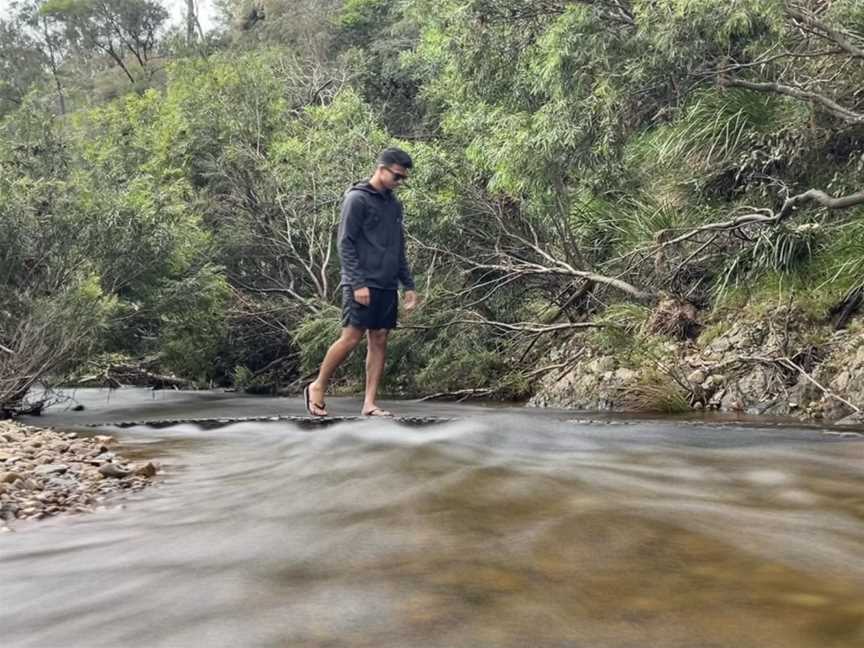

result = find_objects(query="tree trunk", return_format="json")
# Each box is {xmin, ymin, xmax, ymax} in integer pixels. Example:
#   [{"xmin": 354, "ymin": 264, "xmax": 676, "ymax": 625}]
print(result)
[{"xmin": 187, "ymin": 0, "xmax": 197, "ymax": 46}]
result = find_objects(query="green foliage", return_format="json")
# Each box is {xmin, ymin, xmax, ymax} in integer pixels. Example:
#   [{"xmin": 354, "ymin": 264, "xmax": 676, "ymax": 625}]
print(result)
[
  {"xmin": 3, "ymin": 0, "xmax": 864, "ymax": 407},
  {"xmin": 157, "ymin": 266, "xmax": 231, "ymax": 382},
  {"xmin": 697, "ymin": 320, "xmax": 731, "ymax": 347},
  {"xmin": 414, "ymin": 334, "xmax": 508, "ymax": 394},
  {"xmin": 622, "ymin": 368, "xmax": 691, "ymax": 414},
  {"xmin": 820, "ymin": 214, "xmax": 864, "ymax": 292},
  {"xmin": 337, "ymin": 0, "xmax": 389, "ymax": 41},
  {"xmin": 292, "ymin": 306, "xmax": 365, "ymax": 386},
  {"xmin": 600, "ymin": 303, "xmax": 652, "ymax": 335},
  {"xmin": 651, "ymin": 89, "xmax": 782, "ymax": 172},
  {"xmin": 748, "ymin": 223, "xmax": 823, "ymax": 274}
]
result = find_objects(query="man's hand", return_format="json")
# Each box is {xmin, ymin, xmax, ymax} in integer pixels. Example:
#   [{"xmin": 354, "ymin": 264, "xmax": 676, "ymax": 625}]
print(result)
[
  {"xmin": 354, "ymin": 286, "xmax": 370, "ymax": 306},
  {"xmin": 403, "ymin": 290, "xmax": 418, "ymax": 313}
]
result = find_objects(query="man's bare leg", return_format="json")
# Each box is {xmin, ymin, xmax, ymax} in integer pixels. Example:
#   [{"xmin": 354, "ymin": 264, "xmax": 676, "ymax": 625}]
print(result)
[
  {"xmin": 308, "ymin": 326, "xmax": 364, "ymax": 415},
  {"xmin": 362, "ymin": 329, "xmax": 390, "ymax": 415}
]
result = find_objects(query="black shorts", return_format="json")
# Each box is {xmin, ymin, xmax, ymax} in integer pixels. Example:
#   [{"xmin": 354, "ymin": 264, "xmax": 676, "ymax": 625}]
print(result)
[{"xmin": 342, "ymin": 286, "xmax": 398, "ymax": 330}]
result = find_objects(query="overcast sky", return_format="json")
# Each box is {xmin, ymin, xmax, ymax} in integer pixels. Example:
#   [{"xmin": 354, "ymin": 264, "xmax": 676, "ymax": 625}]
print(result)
[
  {"xmin": 0, "ymin": 0, "xmax": 219, "ymax": 33},
  {"xmin": 163, "ymin": 0, "xmax": 218, "ymax": 33}
]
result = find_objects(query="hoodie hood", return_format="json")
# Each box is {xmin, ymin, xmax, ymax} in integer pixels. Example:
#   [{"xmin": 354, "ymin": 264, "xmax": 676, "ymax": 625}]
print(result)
[{"xmin": 347, "ymin": 180, "xmax": 392, "ymax": 197}]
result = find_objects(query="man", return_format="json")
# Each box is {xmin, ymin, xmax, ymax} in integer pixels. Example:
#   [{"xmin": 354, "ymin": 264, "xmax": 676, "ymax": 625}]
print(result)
[{"xmin": 304, "ymin": 148, "xmax": 418, "ymax": 417}]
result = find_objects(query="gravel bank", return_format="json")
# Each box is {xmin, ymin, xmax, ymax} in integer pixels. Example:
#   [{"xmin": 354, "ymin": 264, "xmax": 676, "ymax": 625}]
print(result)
[{"xmin": 0, "ymin": 420, "xmax": 159, "ymax": 531}]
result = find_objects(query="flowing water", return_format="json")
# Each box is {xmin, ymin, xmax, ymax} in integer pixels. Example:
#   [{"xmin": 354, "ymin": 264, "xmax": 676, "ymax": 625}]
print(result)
[{"xmin": 2, "ymin": 404, "xmax": 864, "ymax": 647}]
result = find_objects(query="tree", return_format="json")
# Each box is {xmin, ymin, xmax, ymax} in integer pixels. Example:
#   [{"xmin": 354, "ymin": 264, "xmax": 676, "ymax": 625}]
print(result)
[{"xmin": 40, "ymin": 0, "xmax": 169, "ymax": 84}]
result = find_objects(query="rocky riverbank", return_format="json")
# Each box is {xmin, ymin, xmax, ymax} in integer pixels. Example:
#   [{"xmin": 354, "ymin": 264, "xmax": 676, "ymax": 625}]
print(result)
[
  {"xmin": 0, "ymin": 421, "xmax": 159, "ymax": 531},
  {"xmin": 530, "ymin": 303, "xmax": 864, "ymax": 425}
]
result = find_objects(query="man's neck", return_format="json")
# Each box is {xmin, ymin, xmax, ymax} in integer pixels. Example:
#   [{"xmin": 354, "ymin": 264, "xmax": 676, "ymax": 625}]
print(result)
[{"xmin": 368, "ymin": 174, "xmax": 386, "ymax": 192}]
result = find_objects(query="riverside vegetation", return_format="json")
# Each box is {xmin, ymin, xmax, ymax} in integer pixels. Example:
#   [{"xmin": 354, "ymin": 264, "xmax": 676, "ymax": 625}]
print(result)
[{"xmin": 1, "ymin": 0, "xmax": 863, "ymax": 421}]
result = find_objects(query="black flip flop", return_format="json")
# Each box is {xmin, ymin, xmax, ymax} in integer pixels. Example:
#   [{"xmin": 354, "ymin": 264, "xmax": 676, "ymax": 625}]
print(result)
[
  {"xmin": 304, "ymin": 384, "xmax": 327, "ymax": 417},
  {"xmin": 363, "ymin": 407, "xmax": 393, "ymax": 417}
]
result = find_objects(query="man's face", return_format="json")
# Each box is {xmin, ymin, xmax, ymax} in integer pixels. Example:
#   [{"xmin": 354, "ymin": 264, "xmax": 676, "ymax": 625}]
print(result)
[{"xmin": 379, "ymin": 163, "xmax": 410, "ymax": 190}]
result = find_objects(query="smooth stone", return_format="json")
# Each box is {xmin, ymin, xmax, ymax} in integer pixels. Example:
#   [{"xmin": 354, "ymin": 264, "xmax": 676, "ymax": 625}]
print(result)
[
  {"xmin": 98, "ymin": 463, "xmax": 132, "ymax": 479},
  {"xmin": 34, "ymin": 464, "xmax": 69, "ymax": 476}
]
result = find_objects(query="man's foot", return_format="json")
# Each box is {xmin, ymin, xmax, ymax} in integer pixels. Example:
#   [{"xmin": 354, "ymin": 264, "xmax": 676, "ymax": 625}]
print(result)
[
  {"xmin": 362, "ymin": 407, "xmax": 393, "ymax": 417},
  {"xmin": 304, "ymin": 383, "xmax": 327, "ymax": 417}
]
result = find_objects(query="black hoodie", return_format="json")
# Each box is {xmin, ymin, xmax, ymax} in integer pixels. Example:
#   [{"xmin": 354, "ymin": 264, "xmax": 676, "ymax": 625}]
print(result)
[{"xmin": 338, "ymin": 181, "xmax": 415, "ymax": 291}]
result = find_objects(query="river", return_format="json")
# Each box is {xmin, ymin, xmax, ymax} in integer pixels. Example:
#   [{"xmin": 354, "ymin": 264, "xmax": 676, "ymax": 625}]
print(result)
[{"xmin": 1, "ymin": 389, "xmax": 863, "ymax": 647}]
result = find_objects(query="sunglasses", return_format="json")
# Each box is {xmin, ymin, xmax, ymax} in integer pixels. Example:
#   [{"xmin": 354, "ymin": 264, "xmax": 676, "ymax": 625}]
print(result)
[{"xmin": 385, "ymin": 167, "xmax": 409, "ymax": 182}]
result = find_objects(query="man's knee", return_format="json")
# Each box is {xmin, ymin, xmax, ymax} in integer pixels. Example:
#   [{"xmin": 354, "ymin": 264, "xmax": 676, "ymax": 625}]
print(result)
[
  {"xmin": 367, "ymin": 329, "xmax": 389, "ymax": 347},
  {"xmin": 340, "ymin": 326, "xmax": 365, "ymax": 347}
]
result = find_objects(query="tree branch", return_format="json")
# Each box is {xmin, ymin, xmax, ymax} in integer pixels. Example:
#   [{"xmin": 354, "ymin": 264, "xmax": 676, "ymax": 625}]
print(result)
[
  {"xmin": 785, "ymin": 5, "xmax": 864, "ymax": 60},
  {"xmin": 654, "ymin": 188, "xmax": 864, "ymax": 250},
  {"xmin": 720, "ymin": 76, "xmax": 864, "ymax": 124}
]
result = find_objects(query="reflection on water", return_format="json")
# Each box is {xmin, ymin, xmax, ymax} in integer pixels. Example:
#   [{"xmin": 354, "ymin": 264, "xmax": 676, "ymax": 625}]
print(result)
[{"xmin": 2, "ymin": 416, "xmax": 864, "ymax": 647}]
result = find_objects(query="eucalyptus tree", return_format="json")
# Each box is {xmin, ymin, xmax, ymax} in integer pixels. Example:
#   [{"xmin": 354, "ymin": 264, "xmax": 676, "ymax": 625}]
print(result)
[
  {"xmin": 403, "ymin": 0, "xmax": 864, "ymax": 312},
  {"xmin": 0, "ymin": 0, "xmax": 70, "ymax": 116},
  {"xmin": 0, "ymin": 17, "xmax": 47, "ymax": 117},
  {"xmin": 39, "ymin": 0, "xmax": 169, "ymax": 84}
]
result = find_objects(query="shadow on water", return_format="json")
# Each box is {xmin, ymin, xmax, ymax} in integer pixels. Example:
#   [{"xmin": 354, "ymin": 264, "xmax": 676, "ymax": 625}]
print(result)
[{"xmin": 2, "ymin": 412, "xmax": 864, "ymax": 647}]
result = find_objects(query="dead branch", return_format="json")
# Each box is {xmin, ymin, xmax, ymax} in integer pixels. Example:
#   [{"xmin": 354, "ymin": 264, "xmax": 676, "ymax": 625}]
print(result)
[
  {"xmin": 76, "ymin": 364, "xmax": 191, "ymax": 390},
  {"xmin": 704, "ymin": 353, "xmax": 861, "ymax": 415},
  {"xmin": 655, "ymin": 188, "xmax": 864, "ymax": 250},
  {"xmin": 719, "ymin": 76, "xmax": 864, "ymax": 124},
  {"xmin": 522, "ymin": 362, "xmax": 570, "ymax": 379},
  {"xmin": 419, "ymin": 388, "xmax": 495, "ymax": 402},
  {"xmin": 785, "ymin": 5, "xmax": 864, "ymax": 60},
  {"xmin": 464, "ymin": 319, "xmax": 604, "ymax": 334},
  {"xmin": 410, "ymin": 235, "xmax": 654, "ymax": 303}
]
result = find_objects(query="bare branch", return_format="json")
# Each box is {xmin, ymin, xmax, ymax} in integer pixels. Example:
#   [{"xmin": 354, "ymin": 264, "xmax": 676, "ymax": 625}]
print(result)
[
  {"xmin": 720, "ymin": 76, "xmax": 864, "ymax": 124},
  {"xmin": 785, "ymin": 5, "xmax": 864, "ymax": 60},
  {"xmin": 706, "ymin": 353, "xmax": 861, "ymax": 415},
  {"xmin": 653, "ymin": 188, "xmax": 864, "ymax": 250},
  {"xmin": 448, "ymin": 318, "xmax": 605, "ymax": 334}
]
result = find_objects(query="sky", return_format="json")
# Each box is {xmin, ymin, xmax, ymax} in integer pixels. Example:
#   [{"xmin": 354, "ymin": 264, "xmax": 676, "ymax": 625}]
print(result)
[
  {"xmin": 162, "ymin": 0, "xmax": 219, "ymax": 34},
  {"xmin": 0, "ymin": 0, "xmax": 219, "ymax": 33}
]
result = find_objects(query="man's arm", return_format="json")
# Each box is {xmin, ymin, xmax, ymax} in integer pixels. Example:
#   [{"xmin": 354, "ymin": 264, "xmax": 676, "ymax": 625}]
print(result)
[
  {"xmin": 338, "ymin": 193, "xmax": 366, "ymax": 291},
  {"xmin": 397, "ymin": 221, "xmax": 415, "ymax": 291},
  {"xmin": 398, "ymin": 221, "xmax": 418, "ymax": 311}
]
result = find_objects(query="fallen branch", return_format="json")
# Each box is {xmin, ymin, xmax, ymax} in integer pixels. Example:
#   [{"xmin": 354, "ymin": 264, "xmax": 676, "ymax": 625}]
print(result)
[
  {"xmin": 419, "ymin": 388, "xmax": 495, "ymax": 402},
  {"xmin": 781, "ymin": 356, "xmax": 861, "ymax": 415},
  {"xmin": 454, "ymin": 319, "xmax": 605, "ymax": 334},
  {"xmin": 77, "ymin": 364, "xmax": 191, "ymax": 390},
  {"xmin": 704, "ymin": 353, "xmax": 861, "ymax": 415},
  {"xmin": 410, "ymin": 235, "xmax": 655, "ymax": 303}
]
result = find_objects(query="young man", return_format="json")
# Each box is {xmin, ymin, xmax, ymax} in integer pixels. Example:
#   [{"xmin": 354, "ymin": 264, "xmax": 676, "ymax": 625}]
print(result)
[{"xmin": 304, "ymin": 148, "xmax": 418, "ymax": 417}]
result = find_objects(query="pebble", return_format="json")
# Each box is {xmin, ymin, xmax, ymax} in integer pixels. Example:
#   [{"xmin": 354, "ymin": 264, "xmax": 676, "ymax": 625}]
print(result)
[
  {"xmin": 34, "ymin": 464, "xmax": 69, "ymax": 476},
  {"xmin": 98, "ymin": 463, "xmax": 132, "ymax": 479},
  {"xmin": 0, "ymin": 420, "xmax": 159, "ymax": 527}
]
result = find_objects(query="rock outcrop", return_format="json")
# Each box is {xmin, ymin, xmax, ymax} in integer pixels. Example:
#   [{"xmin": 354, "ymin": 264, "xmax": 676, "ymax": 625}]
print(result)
[{"xmin": 531, "ymin": 307, "xmax": 864, "ymax": 422}]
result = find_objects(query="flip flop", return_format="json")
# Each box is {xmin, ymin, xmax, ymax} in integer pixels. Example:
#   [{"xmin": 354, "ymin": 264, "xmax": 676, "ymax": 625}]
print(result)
[
  {"xmin": 362, "ymin": 407, "xmax": 393, "ymax": 417},
  {"xmin": 304, "ymin": 384, "xmax": 327, "ymax": 417}
]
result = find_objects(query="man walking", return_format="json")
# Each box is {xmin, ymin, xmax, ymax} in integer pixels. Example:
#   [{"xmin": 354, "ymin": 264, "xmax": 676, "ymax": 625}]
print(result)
[{"xmin": 304, "ymin": 148, "xmax": 418, "ymax": 417}]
